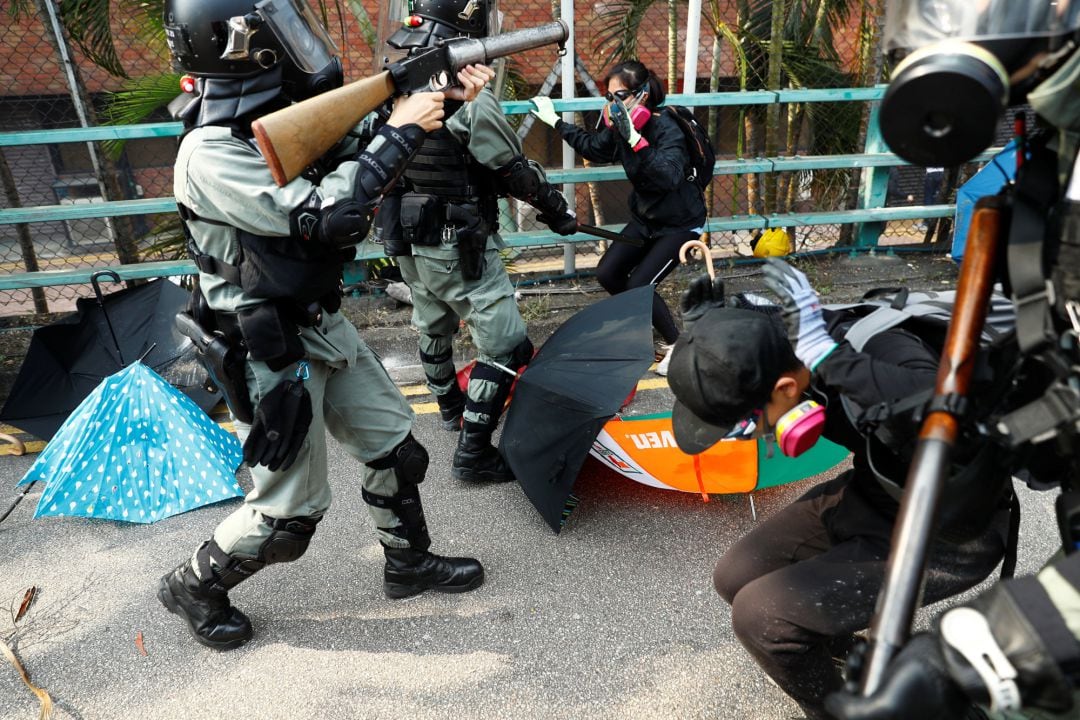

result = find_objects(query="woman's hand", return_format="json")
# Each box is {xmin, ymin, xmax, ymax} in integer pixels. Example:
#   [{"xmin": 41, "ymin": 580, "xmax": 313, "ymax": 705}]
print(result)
[
  {"xmin": 388, "ymin": 91, "xmax": 446, "ymax": 132},
  {"xmin": 444, "ymin": 64, "xmax": 496, "ymax": 102}
]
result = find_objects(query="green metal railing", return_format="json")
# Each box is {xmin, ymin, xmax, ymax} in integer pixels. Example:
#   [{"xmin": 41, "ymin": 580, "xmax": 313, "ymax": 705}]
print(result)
[{"xmin": 0, "ymin": 87, "xmax": 975, "ymax": 292}]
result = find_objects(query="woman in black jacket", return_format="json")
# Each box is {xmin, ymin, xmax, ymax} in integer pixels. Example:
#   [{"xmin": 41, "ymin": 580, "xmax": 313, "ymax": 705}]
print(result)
[{"xmin": 530, "ymin": 60, "xmax": 707, "ymax": 372}]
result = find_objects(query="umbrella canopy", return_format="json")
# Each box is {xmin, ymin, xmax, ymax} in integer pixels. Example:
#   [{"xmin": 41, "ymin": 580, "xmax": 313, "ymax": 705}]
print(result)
[
  {"xmin": 0, "ymin": 277, "xmax": 218, "ymax": 441},
  {"xmin": 18, "ymin": 362, "xmax": 243, "ymax": 524},
  {"xmin": 591, "ymin": 412, "xmax": 849, "ymax": 496},
  {"xmin": 952, "ymin": 140, "xmax": 1017, "ymax": 263},
  {"xmin": 500, "ymin": 285, "xmax": 656, "ymax": 532}
]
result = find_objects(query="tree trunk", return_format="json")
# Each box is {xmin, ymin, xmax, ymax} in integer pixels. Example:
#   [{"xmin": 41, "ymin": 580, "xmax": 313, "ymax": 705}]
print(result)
[
  {"xmin": 0, "ymin": 151, "xmax": 49, "ymax": 314},
  {"xmin": 745, "ymin": 110, "xmax": 763, "ymax": 215},
  {"xmin": 838, "ymin": 0, "xmax": 886, "ymax": 246},
  {"xmin": 763, "ymin": 0, "xmax": 786, "ymax": 215}
]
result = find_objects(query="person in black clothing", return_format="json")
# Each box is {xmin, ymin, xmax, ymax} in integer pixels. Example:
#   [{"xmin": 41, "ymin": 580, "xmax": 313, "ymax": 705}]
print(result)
[
  {"xmin": 666, "ymin": 259, "xmax": 1010, "ymax": 720},
  {"xmin": 528, "ymin": 60, "xmax": 707, "ymax": 370}
]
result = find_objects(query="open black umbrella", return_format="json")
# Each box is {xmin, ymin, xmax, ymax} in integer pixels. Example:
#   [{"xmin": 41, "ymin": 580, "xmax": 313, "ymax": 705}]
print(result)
[
  {"xmin": 0, "ymin": 273, "xmax": 219, "ymax": 441},
  {"xmin": 499, "ymin": 285, "xmax": 656, "ymax": 532}
]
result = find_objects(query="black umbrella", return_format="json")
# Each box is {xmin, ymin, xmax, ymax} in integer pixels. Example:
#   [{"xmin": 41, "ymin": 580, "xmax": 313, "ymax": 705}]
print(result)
[
  {"xmin": 499, "ymin": 285, "xmax": 656, "ymax": 532},
  {"xmin": 0, "ymin": 273, "xmax": 219, "ymax": 441}
]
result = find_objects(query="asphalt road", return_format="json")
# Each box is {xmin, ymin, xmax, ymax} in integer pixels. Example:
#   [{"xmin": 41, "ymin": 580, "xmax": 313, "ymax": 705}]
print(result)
[{"xmin": 0, "ymin": 256, "xmax": 1065, "ymax": 720}]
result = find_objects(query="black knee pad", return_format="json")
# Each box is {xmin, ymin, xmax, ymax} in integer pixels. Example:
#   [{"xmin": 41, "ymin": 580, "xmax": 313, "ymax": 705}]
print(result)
[
  {"xmin": 365, "ymin": 434, "xmax": 429, "ymax": 487},
  {"xmin": 255, "ymin": 514, "xmax": 322, "ymax": 565}
]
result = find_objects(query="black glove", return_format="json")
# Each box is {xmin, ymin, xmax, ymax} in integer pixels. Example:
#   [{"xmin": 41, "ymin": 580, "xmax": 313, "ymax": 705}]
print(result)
[
  {"xmin": 243, "ymin": 378, "xmax": 313, "ymax": 473},
  {"xmin": 679, "ymin": 273, "xmax": 726, "ymax": 331},
  {"xmin": 824, "ymin": 634, "xmax": 972, "ymax": 720},
  {"xmin": 538, "ymin": 211, "xmax": 577, "ymax": 236}
]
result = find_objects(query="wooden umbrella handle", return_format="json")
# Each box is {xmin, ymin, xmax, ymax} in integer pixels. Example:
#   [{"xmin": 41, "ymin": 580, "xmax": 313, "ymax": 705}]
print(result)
[{"xmin": 679, "ymin": 240, "xmax": 714, "ymax": 279}]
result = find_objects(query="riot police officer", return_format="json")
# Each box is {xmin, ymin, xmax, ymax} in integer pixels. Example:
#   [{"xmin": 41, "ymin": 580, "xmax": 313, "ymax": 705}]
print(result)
[
  {"xmin": 157, "ymin": 0, "xmax": 494, "ymax": 650},
  {"xmin": 825, "ymin": 0, "xmax": 1080, "ymax": 716},
  {"xmin": 372, "ymin": 0, "xmax": 578, "ymax": 484}
]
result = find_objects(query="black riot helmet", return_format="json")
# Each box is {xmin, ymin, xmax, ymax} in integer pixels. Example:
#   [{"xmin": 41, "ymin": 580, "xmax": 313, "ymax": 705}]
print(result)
[
  {"xmin": 381, "ymin": 0, "xmax": 500, "ymax": 52},
  {"xmin": 880, "ymin": 0, "xmax": 1080, "ymax": 167},
  {"xmin": 164, "ymin": 0, "xmax": 343, "ymax": 102}
]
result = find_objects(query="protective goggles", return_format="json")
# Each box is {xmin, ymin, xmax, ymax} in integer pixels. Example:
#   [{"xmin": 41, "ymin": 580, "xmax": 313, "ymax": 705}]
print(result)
[{"xmin": 604, "ymin": 85, "xmax": 645, "ymax": 103}]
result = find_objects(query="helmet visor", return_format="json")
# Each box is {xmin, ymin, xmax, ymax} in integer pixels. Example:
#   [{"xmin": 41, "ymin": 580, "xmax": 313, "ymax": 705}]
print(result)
[
  {"xmin": 256, "ymin": 0, "xmax": 338, "ymax": 74},
  {"xmin": 884, "ymin": 0, "xmax": 1080, "ymax": 54}
]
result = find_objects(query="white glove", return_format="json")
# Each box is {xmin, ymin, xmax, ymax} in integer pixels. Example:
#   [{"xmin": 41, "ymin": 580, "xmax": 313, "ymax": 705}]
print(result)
[
  {"xmin": 762, "ymin": 258, "xmax": 838, "ymax": 371},
  {"xmin": 529, "ymin": 96, "xmax": 560, "ymax": 128}
]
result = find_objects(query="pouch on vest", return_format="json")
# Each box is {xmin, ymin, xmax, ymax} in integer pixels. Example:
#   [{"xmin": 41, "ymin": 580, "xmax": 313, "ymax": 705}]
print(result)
[
  {"xmin": 375, "ymin": 190, "xmax": 408, "ymax": 257},
  {"xmin": 400, "ymin": 193, "xmax": 441, "ymax": 247},
  {"xmin": 237, "ymin": 303, "xmax": 305, "ymax": 372},
  {"xmin": 236, "ymin": 230, "xmax": 343, "ymax": 304}
]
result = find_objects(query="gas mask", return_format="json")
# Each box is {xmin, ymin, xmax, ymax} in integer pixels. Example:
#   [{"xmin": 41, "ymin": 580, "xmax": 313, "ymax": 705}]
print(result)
[{"xmin": 880, "ymin": 0, "xmax": 1080, "ymax": 167}]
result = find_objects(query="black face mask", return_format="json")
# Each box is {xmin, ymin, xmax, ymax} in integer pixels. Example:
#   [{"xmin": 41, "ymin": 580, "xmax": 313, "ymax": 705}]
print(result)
[{"xmin": 282, "ymin": 56, "xmax": 343, "ymax": 102}]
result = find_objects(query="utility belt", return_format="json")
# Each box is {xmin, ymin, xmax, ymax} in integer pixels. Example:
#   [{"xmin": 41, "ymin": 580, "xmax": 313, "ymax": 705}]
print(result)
[
  {"xmin": 381, "ymin": 192, "xmax": 496, "ymax": 281},
  {"xmin": 214, "ymin": 298, "xmax": 333, "ymax": 373}
]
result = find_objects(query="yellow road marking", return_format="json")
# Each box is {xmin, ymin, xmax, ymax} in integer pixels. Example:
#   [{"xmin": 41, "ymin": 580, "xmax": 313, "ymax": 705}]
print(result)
[{"xmin": 0, "ymin": 376, "xmax": 671, "ymax": 455}]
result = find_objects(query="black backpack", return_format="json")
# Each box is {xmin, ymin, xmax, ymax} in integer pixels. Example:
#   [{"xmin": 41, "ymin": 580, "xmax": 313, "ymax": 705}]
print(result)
[{"xmin": 664, "ymin": 106, "xmax": 716, "ymax": 193}]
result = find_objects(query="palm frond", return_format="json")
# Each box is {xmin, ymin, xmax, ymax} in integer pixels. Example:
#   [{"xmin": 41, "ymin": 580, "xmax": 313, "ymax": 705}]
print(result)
[
  {"xmin": 591, "ymin": 0, "xmax": 659, "ymax": 69},
  {"xmin": 58, "ymin": 0, "xmax": 128, "ymax": 77},
  {"xmin": 8, "ymin": 0, "xmax": 34, "ymax": 20},
  {"xmin": 101, "ymin": 73, "xmax": 181, "ymax": 157},
  {"xmin": 119, "ymin": 0, "xmax": 168, "ymax": 55},
  {"xmin": 344, "ymin": 0, "xmax": 378, "ymax": 47}
]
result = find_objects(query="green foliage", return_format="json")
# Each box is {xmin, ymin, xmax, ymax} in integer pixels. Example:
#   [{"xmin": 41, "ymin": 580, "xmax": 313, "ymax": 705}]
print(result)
[{"xmin": 58, "ymin": 0, "xmax": 134, "ymax": 77}]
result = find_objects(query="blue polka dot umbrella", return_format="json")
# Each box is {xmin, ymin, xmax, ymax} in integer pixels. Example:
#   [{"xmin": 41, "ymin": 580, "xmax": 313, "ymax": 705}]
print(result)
[{"xmin": 17, "ymin": 361, "xmax": 243, "ymax": 523}]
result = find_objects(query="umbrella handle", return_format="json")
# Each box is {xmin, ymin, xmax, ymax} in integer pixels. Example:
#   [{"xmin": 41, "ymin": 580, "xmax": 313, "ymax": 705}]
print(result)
[
  {"xmin": 679, "ymin": 240, "xmax": 714, "ymax": 280},
  {"xmin": 90, "ymin": 270, "xmax": 121, "ymax": 305}
]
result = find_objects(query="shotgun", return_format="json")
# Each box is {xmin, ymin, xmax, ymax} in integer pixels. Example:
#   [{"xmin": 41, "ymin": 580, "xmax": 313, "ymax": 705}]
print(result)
[
  {"xmin": 253, "ymin": 21, "xmax": 569, "ymax": 187},
  {"xmin": 859, "ymin": 195, "xmax": 1006, "ymax": 695}
]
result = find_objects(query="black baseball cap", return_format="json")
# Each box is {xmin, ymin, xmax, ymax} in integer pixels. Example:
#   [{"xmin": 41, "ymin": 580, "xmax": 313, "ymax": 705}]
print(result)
[{"xmin": 668, "ymin": 308, "xmax": 798, "ymax": 454}]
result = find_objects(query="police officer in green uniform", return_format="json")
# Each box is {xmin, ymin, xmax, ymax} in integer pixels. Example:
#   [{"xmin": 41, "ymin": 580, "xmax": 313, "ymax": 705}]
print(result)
[
  {"xmin": 157, "ymin": 0, "xmax": 494, "ymax": 651},
  {"xmin": 824, "ymin": 0, "xmax": 1080, "ymax": 717},
  {"xmin": 372, "ymin": 0, "xmax": 578, "ymax": 483}
]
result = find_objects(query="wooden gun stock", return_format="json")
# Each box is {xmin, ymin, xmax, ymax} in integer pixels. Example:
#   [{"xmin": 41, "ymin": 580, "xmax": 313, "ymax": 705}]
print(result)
[
  {"xmin": 859, "ymin": 195, "xmax": 1005, "ymax": 695},
  {"xmin": 252, "ymin": 20, "xmax": 568, "ymax": 187},
  {"xmin": 252, "ymin": 71, "xmax": 396, "ymax": 188}
]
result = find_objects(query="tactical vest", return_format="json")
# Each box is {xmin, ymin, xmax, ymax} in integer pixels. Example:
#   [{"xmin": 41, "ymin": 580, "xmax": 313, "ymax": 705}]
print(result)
[{"xmin": 403, "ymin": 127, "xmax": 486, "ymax": 201}]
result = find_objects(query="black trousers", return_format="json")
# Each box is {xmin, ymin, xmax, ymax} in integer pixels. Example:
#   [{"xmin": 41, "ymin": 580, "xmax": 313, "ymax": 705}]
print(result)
[
  {"xmin": 713, "ymin": 472, "xmax": 1007, "ymax": 719},
  {"xmin": 595, "ymin": 223, "xmax": 698, "ymax": 345}
]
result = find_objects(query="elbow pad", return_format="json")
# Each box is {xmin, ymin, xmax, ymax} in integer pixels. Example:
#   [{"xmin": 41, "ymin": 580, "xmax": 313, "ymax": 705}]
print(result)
[
  {"xmin": 289, "ymin": 187, "xmax": 376, "ymax": 248},
  {"xmin": 355, "ymin": 123, "xmax": 426, "ymax": 202},
  {"xmin": 495, "ymin": 155, "xmax": 542, "ymax": 200},
  {"xmin": 292, "ymin": 123, "xmax": 426, "ymax": 248},
  {"xmin": 494, "ymin": 155, "xmax": 568, "ymax": 217}
]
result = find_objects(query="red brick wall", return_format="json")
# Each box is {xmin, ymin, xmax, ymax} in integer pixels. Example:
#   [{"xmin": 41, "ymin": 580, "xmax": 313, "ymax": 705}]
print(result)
[{"xmin": 1, "ymin": 2, "xmax": 865, "ymax": 98}]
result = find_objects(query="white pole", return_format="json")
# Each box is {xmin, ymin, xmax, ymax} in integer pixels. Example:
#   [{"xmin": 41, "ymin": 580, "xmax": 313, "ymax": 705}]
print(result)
[
  {"xmin": 560, "ymin": 0, "xmax": 576, "ymax": 275},
  {"xmin": 682, "ymin": 0, "xmax": 702, "ymax": 94}
]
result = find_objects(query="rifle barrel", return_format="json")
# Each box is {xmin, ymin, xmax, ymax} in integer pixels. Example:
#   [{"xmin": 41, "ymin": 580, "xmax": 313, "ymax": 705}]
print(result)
[{"xmin": 860, "ymin": 195, "xmax": 1006, "ymax": 694}]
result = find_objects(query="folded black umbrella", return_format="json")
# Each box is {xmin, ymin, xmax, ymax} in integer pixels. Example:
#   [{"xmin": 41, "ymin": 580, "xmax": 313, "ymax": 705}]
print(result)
[
  {"xmin": 500, "ymin": 285, "xmax": 656, "ymax": 532},
  {"xmin": 0, "ymin": 273, "xmax": 219, "ymax": 441}
]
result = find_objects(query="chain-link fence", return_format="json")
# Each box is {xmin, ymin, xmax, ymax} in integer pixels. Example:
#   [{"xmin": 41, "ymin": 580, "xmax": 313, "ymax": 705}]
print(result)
[{"xmin": 0, "ymin": 0, "xmax": 986, "ymax": 319}]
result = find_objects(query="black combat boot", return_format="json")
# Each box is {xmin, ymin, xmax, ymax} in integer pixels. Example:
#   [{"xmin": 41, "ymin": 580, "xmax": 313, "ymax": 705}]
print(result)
[
  {"xmin": 435, "ymin": 385, "xmax": 465, "ymax": 431},
  {"xmin": 451, "ymin": 430, "xmax": 514, "ymax": 482},
  {"xmin": 383, "ymin": 545, "xmax": 485, "ymax": 599},
  {"xmin": 157, "ymin": 560, "xmax": 252, "ymax": 650}
]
